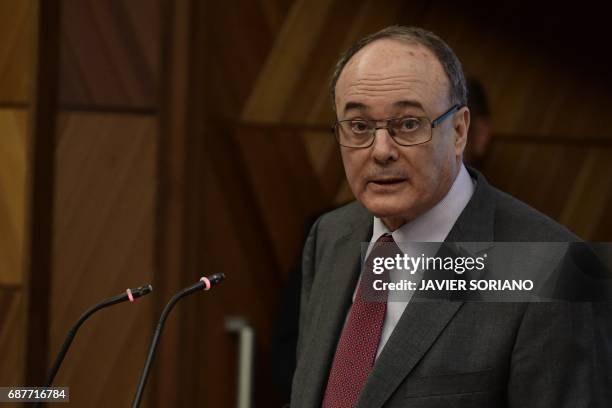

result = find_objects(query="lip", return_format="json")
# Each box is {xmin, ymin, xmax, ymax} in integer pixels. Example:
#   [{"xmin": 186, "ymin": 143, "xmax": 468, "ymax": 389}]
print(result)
[
  {"xmin": 367, "ymin": 178, "xmax": 407, "ymax": 191},
  {"xmin": 369, "ymin": 177, "xmax": 406, "ymax": 184}
]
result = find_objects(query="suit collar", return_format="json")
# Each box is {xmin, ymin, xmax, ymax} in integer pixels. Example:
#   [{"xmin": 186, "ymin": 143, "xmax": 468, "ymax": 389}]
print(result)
[{"xmin": 445, "ymin": 167, "xmax": 496, "ymax": 242}]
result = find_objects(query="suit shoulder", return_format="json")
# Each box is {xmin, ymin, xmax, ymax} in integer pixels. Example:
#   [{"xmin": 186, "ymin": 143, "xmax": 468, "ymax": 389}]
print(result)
[
  {"xmin": 316, "ymin": 200, "xmax": 369, "ymax": 235},
  {"xmin": 490, "ymin": 187, "xmax": 580, "ymax": 241}
]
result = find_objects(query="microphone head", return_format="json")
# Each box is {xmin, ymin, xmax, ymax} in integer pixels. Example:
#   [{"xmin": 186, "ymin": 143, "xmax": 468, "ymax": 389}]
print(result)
[
  {"xmin": 132, "ymin": 284, "xmax": 153, "ymax": 298},
  {"xmin": 208, "ymin": 273, "xmax": 225, "ymax": 286},
  {"xmin": 199, "ymin": 273, "xmax": 225, "ymax": 291}
]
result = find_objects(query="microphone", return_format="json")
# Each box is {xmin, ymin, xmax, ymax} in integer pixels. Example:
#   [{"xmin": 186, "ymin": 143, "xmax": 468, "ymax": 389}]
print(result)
[
  {"xmin": 132, "ymin": 273, "xmax": 225, "ymax": 408},
  {"xmin": 43, "ymin": 284, "xmax": 153, "ymax": 387}
]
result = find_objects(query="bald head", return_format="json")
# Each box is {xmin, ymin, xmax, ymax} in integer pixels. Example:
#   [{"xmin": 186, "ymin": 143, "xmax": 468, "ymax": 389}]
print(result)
[
  {"xmin": 335, "ymin": 39, "xmax": 451, "ymax": 120},
  {"xmin": 330, "ymin": 25, "xmax": 467, "ymax": 111}
]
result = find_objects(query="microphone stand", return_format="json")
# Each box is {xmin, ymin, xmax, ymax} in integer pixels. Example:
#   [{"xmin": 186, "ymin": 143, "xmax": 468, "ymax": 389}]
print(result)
[
  {"xmin": 44, "ymin": 284, "xmax": 153, "ymax": 388},
  {"xmin": 132, "ymin": 273, "xmax": 225, "ymax": 408}
]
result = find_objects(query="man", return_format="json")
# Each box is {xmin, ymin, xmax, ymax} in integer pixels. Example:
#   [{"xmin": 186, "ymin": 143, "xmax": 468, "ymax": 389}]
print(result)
[{"xmin": 290, "ymin": 26, "xmax": 610, "ymax": 407}]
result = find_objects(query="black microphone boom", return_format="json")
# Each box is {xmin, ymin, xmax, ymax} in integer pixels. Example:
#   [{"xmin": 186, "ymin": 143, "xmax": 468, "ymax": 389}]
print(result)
[
  {"xmin": 132, "ymin": 273, "xmax": 225, "ymax": 408},
  {"xmin": 43, "ymin": 284, "xmax": 153, "ymax": 387}
]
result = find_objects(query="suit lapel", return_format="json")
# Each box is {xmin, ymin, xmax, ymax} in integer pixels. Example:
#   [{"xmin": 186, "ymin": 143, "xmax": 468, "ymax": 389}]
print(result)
[
  {"xmin": 356, "ymin": 167, "xmax": 497, "ymax": 407},
  {"xmin": 445, "ymin": 167, "xmax": 496, "ymax": 243},
  {"xmin": 298, "ymin": 208, "xmax": 373, "ymax": 407}
]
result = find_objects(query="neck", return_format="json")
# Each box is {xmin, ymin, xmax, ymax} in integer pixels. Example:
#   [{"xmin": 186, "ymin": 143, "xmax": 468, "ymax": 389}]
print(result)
[{"xmin": 380, "ymin": 216, "xmax": 408, "ymax": 232}]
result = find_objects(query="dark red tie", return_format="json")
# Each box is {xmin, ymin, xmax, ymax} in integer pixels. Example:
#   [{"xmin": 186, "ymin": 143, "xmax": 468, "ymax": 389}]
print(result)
[{"xmin": 322, "ymin": 234, "xmax": 396, "ymax": 408}]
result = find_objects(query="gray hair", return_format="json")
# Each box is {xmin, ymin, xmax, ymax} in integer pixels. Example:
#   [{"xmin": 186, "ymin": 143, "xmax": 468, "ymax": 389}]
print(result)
[{"xmin": 330, "ymin": 25, "xmax": 467, "ymax": 110}]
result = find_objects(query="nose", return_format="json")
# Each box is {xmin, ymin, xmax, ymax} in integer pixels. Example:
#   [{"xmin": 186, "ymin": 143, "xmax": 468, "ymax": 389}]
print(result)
[{"xmin": 371, "ymin": 128, "xmax": 399, "ymax": 164}]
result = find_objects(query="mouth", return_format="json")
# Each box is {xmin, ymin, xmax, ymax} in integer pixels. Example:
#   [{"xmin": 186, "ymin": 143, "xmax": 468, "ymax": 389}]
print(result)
[
  {"xmin": 369, "ymin": 177, "xmax": 407, "ymax": 185},
  {"xmin": 368, "ymin": 177, "xmax": 407, "ymax": 190}
]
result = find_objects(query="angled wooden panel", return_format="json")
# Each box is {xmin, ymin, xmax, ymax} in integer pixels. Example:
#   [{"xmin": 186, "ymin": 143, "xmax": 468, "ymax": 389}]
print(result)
[
  {"xmin": 560, "ymin": 148, "xmax": 612, "ymax": 239},
  {"xmin": 483, "ymin": 141, "xmax": 612, "ymax": 240},
  {"xmin": 0, "ymin": 109, "xmax": 28, "ymax": 285},
  {"xmin": 288, "ymin": 0, "xmax": 418, "ymax": 125},
  {"xmin": 241, "ymin": 0, "xmax": 336, "ymax": 122},
  {"xmin": 234, "ymin": 125, "xmax": 327, "ymax": 275},
  {"xmin": 0, "ymin": 0, "xmax": 36, "ymax": 103},
  {"xmin": 205, "ymin": 0, "xmax": 293, "ymax": 118},
  {"xmin": 0, "ymin": 289, "xmax": 25, "ymax": 388},
  {"xmin": 50, "ymin": 113, "xmax": 157, "ymax": 406},
  {"xmin": 59, "ymin": 0, "xmax": 160, "ymax": 107}
]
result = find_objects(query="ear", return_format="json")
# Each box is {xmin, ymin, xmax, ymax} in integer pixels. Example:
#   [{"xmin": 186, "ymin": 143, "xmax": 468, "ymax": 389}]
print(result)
[{"xmin": 453, "ymin": 106, "xmax": 470, "ymax": 157}]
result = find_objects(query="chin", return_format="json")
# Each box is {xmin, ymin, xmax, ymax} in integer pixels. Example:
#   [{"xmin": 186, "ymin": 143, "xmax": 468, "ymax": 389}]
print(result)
[{"xmin": 360, "ymin": 193, "xmax": 417, "ymax": 220}]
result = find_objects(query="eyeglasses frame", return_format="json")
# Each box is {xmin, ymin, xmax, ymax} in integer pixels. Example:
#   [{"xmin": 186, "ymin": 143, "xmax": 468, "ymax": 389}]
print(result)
[{"xmin": 331, "ymin": 104, "xmax": 463, "ymax": 148}]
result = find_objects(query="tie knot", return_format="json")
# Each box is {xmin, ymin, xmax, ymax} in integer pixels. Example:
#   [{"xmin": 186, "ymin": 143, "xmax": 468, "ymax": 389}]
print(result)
[{"xmin": 377, "ymin": 233, "xmax": 394, "ymax": 243}]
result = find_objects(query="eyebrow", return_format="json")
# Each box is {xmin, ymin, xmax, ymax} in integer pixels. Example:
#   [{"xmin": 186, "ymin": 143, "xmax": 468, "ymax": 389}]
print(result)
[
  {"xmin": 393, "ymin": 100, "xmax": 425, "ymax": 111},
  {"xmin": 343, "ymin": 101, "xmax": 368, "ymax": 114},
  {"xmin": 343, "ymin": 99, "xmax": 425, "ymax": 115}
]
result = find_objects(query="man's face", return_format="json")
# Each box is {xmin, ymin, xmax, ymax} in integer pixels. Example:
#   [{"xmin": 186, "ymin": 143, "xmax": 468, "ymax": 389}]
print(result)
[{"xmin": 334, "ymin": 39, "xmax": 469, "ymax": 229}]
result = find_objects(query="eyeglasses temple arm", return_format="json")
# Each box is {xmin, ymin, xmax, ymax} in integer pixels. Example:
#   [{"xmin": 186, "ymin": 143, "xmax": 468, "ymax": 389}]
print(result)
[{"xmin": 431, "ymin": 104, "xmax": 461, "ymax": 128}]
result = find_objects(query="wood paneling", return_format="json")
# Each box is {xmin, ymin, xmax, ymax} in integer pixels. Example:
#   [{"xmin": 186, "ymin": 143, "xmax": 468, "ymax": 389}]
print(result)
[
  {"xmin": 0, "ymin": 289, "xmax": 25, "ymax": 387},
  {"xmin": 234, "ymin": 125, "xmax": 328, "ymax": 275},
  {"xmin": 557, "ymin": 148, "xmax": 612, "ymax": 238},
  {"xmin": 0, "ymin": 0, "xmax": 36, "ymax": 394},
  {"xmin": 41, "ymin": 0, "xmax": 162, "ymax": 405},
  {"xmin": 50, "ymin": 113, "xmax": 157, "ymax": 406},
  {"xmin": 0, "ymin": 110, "xmax": 28, "ymax": 285},
  {"xmin": 150, "ymin": 0, "xmax": 191, "ymax": 405},
  {"xmin": 25, "ymin": 0, "xmax": 61, "ymax": 386},
  {"xmin": 203, "ymin": 0, "xmax": 293, "ymax": 118},
  {"xmin": 241, "ymin": 0, "xmax": 335, "ymax": 122},
  {"xmin": 59, "ymin": 0, "xmax": 160, "ymax": 108},
  {"xmin": 0, "ymin": 0, "xmax": 36, "ymax": 104},
  {"xmin": 484, "ymin": 140, "xmax": 612, "ymax": 240}
]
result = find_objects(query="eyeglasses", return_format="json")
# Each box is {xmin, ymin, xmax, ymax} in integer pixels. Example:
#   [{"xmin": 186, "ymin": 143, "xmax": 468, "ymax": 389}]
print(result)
[{"xmin": 331, "ymin": 104, "xmax": 461, "ymax": 148}]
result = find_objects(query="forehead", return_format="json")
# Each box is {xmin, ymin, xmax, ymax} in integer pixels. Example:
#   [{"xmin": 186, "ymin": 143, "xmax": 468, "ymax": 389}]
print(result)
[{"xmin": 335, "ymin": 38, "xmax": 449, "ymax": 114}]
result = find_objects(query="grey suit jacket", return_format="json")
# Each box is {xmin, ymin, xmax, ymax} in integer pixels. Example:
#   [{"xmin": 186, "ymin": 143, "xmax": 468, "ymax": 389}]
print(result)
[{"xmin": 290, "ymin": 168, "xmax": 611, "ymax": 407}]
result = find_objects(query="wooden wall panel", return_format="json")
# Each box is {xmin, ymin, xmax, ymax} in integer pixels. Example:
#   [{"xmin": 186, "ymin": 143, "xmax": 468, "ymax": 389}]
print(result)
[
  {"xmin": 50, "ymin": 113, "xmax": 157, "ymax": 406},
  {"xmin": 558, "ymin": 148, "xmax": 612, "ymax": 238},
  {"xmin": 204, "ymin": 0, "xmax": 293, "ymax": 119},
  {"xmin": 0, "ymin": 289, "xmax": 25, "ymax": 388},
  {"xmin": 241, "ymin": 0, "xmax": 336, "ymax": 122},
  {"xmin": 0, "ymin": 0, "xmax": 36, "ymax": 104},
  {"xmin": 59, "ymin": 0, "xmax": 160, "ymax": 108},
  {"xmin": 0, "ymin": 0, "xmax": 35, "ymax": 394},
  {"xmin": 234, "ymin": 125, "xmax": 327, "ymax": 276},
  {"xmin": 484, "ymin": 141, "xmax": 612, "ymax": 240},
  {"xmin": 0, "ymin": 110, "xmax": 28, "ymax": 285},
  {"xmin": 285, "ymin": 0, "xmax": 408, "ymax": 125}
]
